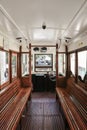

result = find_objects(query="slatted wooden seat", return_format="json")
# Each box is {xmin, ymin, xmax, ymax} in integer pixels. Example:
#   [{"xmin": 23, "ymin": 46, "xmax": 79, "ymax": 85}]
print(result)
[
  {"xmin": 0, "ymin": 78, "xmax": 32, "ymax": 130},
  {"xmin": 56, "ymin": 77, "xmax": 87, "ymax": 130}
]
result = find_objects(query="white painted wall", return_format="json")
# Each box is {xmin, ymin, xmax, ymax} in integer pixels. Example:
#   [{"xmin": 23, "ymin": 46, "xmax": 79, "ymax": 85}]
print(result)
[
  {"xmin": 0, "ymin": 34, "xmax": 19, "ymax": 51},
  {"xmin": 68, "ymin": 35, "xmax": 87, "ymax": 52},
  {"xmin": 9, "ymin": 40, "xmax": 19, "ymax": 52}
]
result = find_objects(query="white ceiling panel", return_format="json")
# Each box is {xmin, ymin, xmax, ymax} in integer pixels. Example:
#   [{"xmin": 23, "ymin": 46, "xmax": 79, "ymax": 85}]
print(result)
[{"xmin": 0, "ymin": 0, "xmax": 87, "ymax": 44}]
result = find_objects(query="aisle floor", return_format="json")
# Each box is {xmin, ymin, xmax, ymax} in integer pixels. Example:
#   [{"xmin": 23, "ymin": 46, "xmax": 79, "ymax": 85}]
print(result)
[{"xmin": 17, "ymin": 92, "xmax": 65, "ymax": 130}]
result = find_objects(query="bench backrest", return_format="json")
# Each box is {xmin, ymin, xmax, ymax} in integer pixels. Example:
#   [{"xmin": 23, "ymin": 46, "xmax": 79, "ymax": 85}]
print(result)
[
  {"xmin": 0, "ymin": 79, "xmax": 20, "ymax": 111},
  {"xmin": 66, "ymin": 78, "xmax": 87, "ymax": 125}
]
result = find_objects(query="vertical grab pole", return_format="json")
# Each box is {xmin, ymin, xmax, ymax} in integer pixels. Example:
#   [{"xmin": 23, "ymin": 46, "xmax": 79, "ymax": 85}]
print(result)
[
  {"xmin": 29, "ymin": 43, "xmax": 32, "ymax": 86},
  {"xmin": 56, "ymin": 44, "xmax": 58, "ymax": 87},
  {"xmin": 9, "ymin": 50, "xmax": 12, "ymax": 83},
  {"xmin": 75, "ymin": 51, "xmax": 78, "ymax": 83},
  {"xmin": 65, "ymin": 45, "xmax": 68, "ymax": 79},
  {"xmin": 19, "ymin": 45, "xmax": 22, "ymax": 85}
]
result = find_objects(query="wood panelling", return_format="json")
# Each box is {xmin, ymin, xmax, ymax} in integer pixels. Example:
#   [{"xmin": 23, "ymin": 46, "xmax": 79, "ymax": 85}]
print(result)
[
  {"xmin": 56, "ymin": 44, "xmax": 58, "ymax": 87},
  {"xmin": 21, "ymin": 76, "xmax": 32, "ymax": 88}
]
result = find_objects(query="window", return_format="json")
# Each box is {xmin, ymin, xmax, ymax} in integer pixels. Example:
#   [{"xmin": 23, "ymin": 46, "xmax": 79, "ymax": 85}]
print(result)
[
  {"xmin": 35, "ymin": 54, "xmax": 53, "ymax": 72},
  {"xmin": 0, "ymin": 51, "xmax": 9, "ymax": 85},
  {"xmin": 78, "ymin": 50, "xmax": 87, "ymax": 82},
  {"xmin": 70, "ymin": 53, "xmax": 75, "ymax": 75},
  {"xmin": 12, "ymin": 53, "xmax": 17, "ymax": 78},
  {"xmin": 58, "ymin": 54, "xmax": 66, "ymax": 76},
  {"xmin": 21, "ymin": 53, "xmax": 29, "ymax": 76}
]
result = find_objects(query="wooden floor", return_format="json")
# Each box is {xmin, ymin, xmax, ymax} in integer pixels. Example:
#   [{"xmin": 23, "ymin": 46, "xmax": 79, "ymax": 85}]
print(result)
[{"xmin": 17, "ymin": 92, "xmax": 66, "ymax": 130}]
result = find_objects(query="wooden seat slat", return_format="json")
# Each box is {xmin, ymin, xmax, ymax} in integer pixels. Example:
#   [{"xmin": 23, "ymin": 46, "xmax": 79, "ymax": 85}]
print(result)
[
  {"xmin": 56, "ymin": 77, "xmax": 87, "ymax": 130},
  {"xmin": 0, "ymin": 78, "xmax": 32, "ymax": 130}
]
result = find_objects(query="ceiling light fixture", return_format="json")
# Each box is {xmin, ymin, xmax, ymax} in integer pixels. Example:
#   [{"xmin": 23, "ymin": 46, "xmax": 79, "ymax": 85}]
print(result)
[
  {"xmin": 40, "ymin": 47, "xmax": 47, "ymax": 52},
  {"xmin": 33, "ymin": 47, "xmax": 39, "ymax": 51},
  {"xmin": 42, "ymin": 22, "xmax": 46, "ymax": 29},
  {"xmin": 16, "ymin": 37, "xmax": 22, "ymax": 43}
]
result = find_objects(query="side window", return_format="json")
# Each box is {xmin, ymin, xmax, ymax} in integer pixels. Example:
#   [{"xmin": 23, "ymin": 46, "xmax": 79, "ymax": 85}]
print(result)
[
  {"xmin": 21, "ymin": 53, "xmax": 29, "ymax": 76},
  {"xmin": 12, "ymin": 53, "xmax": 17, "ymax": 79},
  {"xmin": 70, "ymin": 53, "xmax": 75, "ymax": 76},
  {"xmin": 58, "ymin": 54, "xmax": 66, "ymax": 76},
  {"xmin": 0, "ymin": 51, "xmax": 9, "ymax": 86},
  {"xmin": 78, "ymin": 51, "xmax": 87, "ymax": 83}
]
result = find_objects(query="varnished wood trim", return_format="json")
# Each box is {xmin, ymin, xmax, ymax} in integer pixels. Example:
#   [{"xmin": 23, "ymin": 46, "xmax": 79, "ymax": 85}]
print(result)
[
  {"xmin": 58, "ymin": 52, "xmax": 66, "ymax": 54},
  {"xmin": 9, "ymin": 49, "xmax": 19, "ymax": 54},
  {"xmin": 18, "ymin": 46, "xmax": 22, "ymax": 79},
  {"xmin": 9, "ymin": 50, "xmax": 12, "ymax": 83},
  {"xmin": 21, "ymin": 52, "xmax": 29, "ymax": 53},
  {"xmin": 65, "ymin": 46, "xmax": 68, "ymax": 79},
  {"xmin": 68, "ymin": 46, "xmax": 87, "ymax": 54},
  {"xmin": 29, "ymin": 43, "xmax": 31, "ymax": 84},
  {"xmin": 75, "ymin": 51, "xmax": 78, "ymax": 83},
  {"xmin": 0, "ymin": 48, "xmax": 9, "ymax": 52},
  {"xmin": 0, "ymin": 81, "xmax": 9, "ymax": 90},
  {"xmin": 35, "ymin": 66, "xmax": 53, "ymax": 68},
  {"xmin": 56, "ymin": 44, "xmax": 58, "ymax": 86},
  {"xmin": 31, "ymin": 45, "xmax": 56, "ymax": 47},
  {"xmin": 0, "ymin": 46, "xmax": 3, "ymax": 50}
]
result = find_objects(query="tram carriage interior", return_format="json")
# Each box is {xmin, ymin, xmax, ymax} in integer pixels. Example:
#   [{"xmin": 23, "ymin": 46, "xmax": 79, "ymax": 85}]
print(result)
[{"xmin": 0, "ymin": 0, "xmax": 87, "ymax": 130}]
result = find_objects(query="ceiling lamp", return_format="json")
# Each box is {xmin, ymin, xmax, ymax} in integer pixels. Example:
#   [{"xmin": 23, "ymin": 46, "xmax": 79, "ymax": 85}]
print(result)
[
  {"xmin": 42, "ymin": 22, "xmax": 46, "ymax": 29},
  {"xmin": 40, "ymin": 47, "xmax": 47, "ymax": 52},
  {"xmin": 16, "ymin": 37, "xmax": 22, "ymax": 43},
  {"xmin": 64, "ymin": 37, "xmax": 71, "ymax": 43},
  {"xmin": 33, "ymin": 47, "xmax": 39, "ymax": 51}
]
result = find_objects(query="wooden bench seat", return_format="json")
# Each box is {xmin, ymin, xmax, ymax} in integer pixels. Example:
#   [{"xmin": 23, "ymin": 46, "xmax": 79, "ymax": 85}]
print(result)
[
  {"xmin": 56, "ymin": 77, "xmax": 87, "ymax": 130},
  {"xmin": 0, "ymin": 78, "xmax": 32, "ymax": 130}
]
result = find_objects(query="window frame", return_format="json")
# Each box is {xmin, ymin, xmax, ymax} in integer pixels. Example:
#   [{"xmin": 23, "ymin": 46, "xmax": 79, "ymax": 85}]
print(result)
[
  {"xmin": 21, "ymin": 52, "xmax": 29, "ymax": 76},
  {"xmin": 0, "ymin": 49, "xmax": 9, "ymax": 89},
  {"xmin": 69, "ymin": 46, "xmax": 87, "ymax": 90}
]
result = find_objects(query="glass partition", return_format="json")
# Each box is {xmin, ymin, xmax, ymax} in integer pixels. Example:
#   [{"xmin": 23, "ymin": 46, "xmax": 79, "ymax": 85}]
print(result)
[
  {"xmin": 21, "ymin": 53, "xmax": 29, "ymax": 76},
  {"xmin": 78, "ymin": 50, "xmax": 87, "ymax": 83},
  {"xmin": 70, "ymin": 53, "xmax": 75, "ymax": 76},
  {"xmin": 12, "ymin": 53, "xmax": 17, "ymax": 78},
  {"xmin": 58, "ymin": 54, "xmax": 66, "ymax": 76}
]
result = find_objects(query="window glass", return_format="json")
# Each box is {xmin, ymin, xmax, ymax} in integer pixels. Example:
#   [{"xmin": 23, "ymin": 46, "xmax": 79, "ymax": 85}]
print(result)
[
  {"xmin": 12, "ymin": 53, "xmax": 17, "ymax": 78},
  {"xmin": 70, "ymin": 53, "xmax": 75, "ymax": 75},
  {"xmin": 0, "ymin": 51, "xmax": 9, "ymax": 85},
  {"xmin": 78, "ymin": 51, "xmax": 87, "ymax": 82},
  {"xmin": 34, "ymin": 54, "xmax": 53, "ymax": 72},
  {"xmin": 58, "ymin": 54, "xmax": 66, "ymax": 76},
  {"xmin": 21, "ymin": 53, "xmax": 29, "ymax": 76}
]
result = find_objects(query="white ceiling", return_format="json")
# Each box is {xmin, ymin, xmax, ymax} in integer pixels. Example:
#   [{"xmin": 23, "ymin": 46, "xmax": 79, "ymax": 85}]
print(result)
[{"xmin": 0, "ymin": 0, "xmax": 87, "ymax": 45}]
